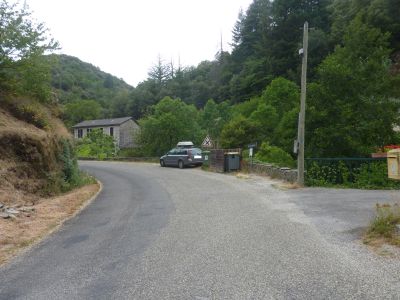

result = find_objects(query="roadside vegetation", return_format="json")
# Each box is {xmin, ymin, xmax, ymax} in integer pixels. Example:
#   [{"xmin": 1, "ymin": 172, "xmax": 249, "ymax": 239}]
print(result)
[
  {"xmin": 76, "ymin": 129, "xmax": 116, "ymax": 160},
  {"xmin": 364, "ymin": 203, "xmax": 400, "ymax": 249},
  {"xmin": 305, "ymin": 161, "xmax": 400, "ymax": 190}
]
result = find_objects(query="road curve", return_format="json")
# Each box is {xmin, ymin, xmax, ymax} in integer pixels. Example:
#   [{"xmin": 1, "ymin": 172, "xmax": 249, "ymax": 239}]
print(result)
[{"xmin": 0, "ymin": 161, "xmax": 399, "ymax": 299}]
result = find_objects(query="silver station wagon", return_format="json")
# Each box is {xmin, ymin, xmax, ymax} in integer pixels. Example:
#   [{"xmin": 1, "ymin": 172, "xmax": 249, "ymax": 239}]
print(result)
[{"xmin": 160, "ymin": 147, "xmax": 203, "ymax": 169}]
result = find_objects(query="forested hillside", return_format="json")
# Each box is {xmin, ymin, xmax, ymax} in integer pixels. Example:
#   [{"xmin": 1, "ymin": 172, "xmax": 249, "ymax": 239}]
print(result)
[
  {"xmin": 47, "ymin": 54, "xmax": 133, "ymax": 127},
  {"xmin": 46, "ymin": 0, "xmax": 400, "ymax": 158},
  {"xmin": 132, "ymin": 0, "xmax": 400, "ymax": 157}
]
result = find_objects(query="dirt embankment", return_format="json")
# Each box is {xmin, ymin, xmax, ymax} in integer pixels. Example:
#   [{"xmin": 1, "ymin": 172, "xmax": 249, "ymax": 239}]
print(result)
[
  {"xmin": 0, "ymin": 96, "xmax": 70, "ymax": 205},
  {"xmin": 0, "ymin": 96, "xmax": 100, "ymax": 265}
]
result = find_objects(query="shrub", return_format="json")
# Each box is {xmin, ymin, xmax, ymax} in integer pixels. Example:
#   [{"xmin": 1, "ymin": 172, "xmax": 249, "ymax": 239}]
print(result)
[
  {"xmin": 306, "ymin": 160, "xmax": 400, "ymax": 189},
  {"xmin": 76, "ymin": 129, "xmax": 116, "ymax": 159},
  {"xmin": 354, "ymin": 162, "xmax": 399, "ymax": 189},
  {"xmin": 255, "ymin": 142, "xmax": 295, "ymax": 168},
  {"xmin": 44, "ymin": 138, "xmax": 97, "ymax": 194},
  {"xmin": 305, "ymin": 161, "xmax": 351, "ymax": 186}
]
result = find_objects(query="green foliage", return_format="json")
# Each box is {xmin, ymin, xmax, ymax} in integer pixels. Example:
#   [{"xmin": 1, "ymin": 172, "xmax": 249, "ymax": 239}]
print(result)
[
  {"xmin": 59, "ymin": 139, "xmax": 80, "ymax": 187},
  {"xmin": 354, "ymin": 162, "xmax": 400, "ymax": 189},
  {"xmin": 272, "ymin": 107, "xmax": 299, "ymax": 153},
  {"xmin": 306, "ymin": 161, "xmax": 352, "ymax": 187},
  {"xmin": 307, "ymin": 16, "xmax": 400, "ymax": 157},
  {"xmin": 231, "ymin": 96, "xmax": 260, "ymax": 118},
  {"xmin": 260, "ymin": 77, "xmax": 299, "ymax": 117},
  {"xmin": 0, "ymin": 1, "xmax": 58, "ymax": 101},
  {"xmin": 255, "ymin": 142, "xmax": 295, "ymax": 168},
  {"xmin": 248, "ymin": 103, "xmax": 278, "ymax": 141},
  {"xmin": 33, "ymin": 0, "xmax": 400, "ymax": 163},
  {"xmin": 200, "ymin": 99, "xmax": 231, "ymax": 142},
  {"xmin": 45, "ymin": 139, "xmax": 96, "ymax": 194},
  {"xmin": 117, "ymin": 148, "xmax": 147, "ymax": 157},
  {"xmin": 137, "ymin": 97, "xmax": 202, "ymax": 156},
  {"xmin": 48, "ymin": 54, "xmax": 133, "ymax": 120},
  {"xmin": 220, "ymin": 115, "xmax": 260, "ymax": 148},
  {"xmin": 306, "ymin": 160, "xmax": 400, "ymax": 189},
  {"xmin": 63, "ymin": 99, "xmax": 102, "ymax": 128},
  {"xmin": 76, "ymin": 129, "xmax": 116, "ymax": 159}
]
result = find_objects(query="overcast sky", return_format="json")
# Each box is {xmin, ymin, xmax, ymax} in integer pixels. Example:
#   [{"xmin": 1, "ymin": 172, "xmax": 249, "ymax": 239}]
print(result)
[{"xmin": 22, "ymin": 0, "xmax": 253, "ymax": 87}]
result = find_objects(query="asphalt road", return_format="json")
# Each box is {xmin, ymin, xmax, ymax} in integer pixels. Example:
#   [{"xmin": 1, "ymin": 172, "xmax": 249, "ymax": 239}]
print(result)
[{"xmin": 1, "ymin": 161, "xmax": 400, "ymax": 299}]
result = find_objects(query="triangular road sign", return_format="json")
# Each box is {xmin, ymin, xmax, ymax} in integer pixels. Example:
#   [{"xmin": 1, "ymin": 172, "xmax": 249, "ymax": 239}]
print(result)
[{"xmin": 202, "ymin": 135, "xmax": 214, "ymax": 148}]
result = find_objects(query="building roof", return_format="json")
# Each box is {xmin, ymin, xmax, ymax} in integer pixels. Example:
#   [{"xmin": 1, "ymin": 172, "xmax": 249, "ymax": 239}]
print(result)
[{"xmin": 72, "ymin": 117, "xmax": 133, "ymax": 128}]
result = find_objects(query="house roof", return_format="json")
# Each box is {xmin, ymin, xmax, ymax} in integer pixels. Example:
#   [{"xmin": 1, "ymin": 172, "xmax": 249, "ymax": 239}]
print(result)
[{"xmin": 72, "ymin": 117, "xmax": 133, "ymax": 128}]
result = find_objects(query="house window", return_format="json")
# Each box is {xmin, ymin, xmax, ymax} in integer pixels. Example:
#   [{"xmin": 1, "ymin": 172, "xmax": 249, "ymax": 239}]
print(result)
[
  {"xmin": 100, "ymin": 128, "xmax": 103, "ymax": 133},
  {"xmin": 78, "ymin": 129, "xmax": 83, "ymax": 138},
  {"xmin": 87, "ymin": 128, "xmax": 91, "ymax": 134},
  {"xmin": 110, "ymin": 127, "xmax": 114, "ymax": 137}
]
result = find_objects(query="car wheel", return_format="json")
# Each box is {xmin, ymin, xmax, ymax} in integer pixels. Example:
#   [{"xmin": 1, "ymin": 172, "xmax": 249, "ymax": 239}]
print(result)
[
  {"xmin": 160, "ymin": 160, "xmax": 165, "ymax": 167},
  {"xmin": 178, "ymin": 160, "xmax": 184, "ymax": 169}
]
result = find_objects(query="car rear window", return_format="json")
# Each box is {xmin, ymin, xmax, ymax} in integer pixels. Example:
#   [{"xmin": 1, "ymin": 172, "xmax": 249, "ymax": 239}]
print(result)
[{"xmin": 190, "ymin": 148, "xmax": 202, "ymax": 155}]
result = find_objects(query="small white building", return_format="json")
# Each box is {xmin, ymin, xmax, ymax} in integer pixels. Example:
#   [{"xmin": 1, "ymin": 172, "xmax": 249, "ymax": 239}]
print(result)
[{"xmin": 72, "ymin": 117, "xmax": 139, "ymax": 149}]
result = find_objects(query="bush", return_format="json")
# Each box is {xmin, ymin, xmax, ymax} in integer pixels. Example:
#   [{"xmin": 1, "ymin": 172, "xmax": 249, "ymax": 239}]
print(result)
[
  {"xmin": 305, "ymin": 161, "xmax": 351, "ymax": 187},
  {"xmin": 306, "ymin": 160, "xmax": 400, "ymax": 189},
  {"xmin": 44, "ymin": 139, "xmax": 96, "ymax": 194},
  {"xmin": 255, "ymin": 142, "xmax": 295, "ymax": 168},
  {"xmin": 76, "ymin": 129, "xmax": 116, "ymax": 159},
  {"xmin": 354, "ymin": 162, "xmax": 400, "ymax": 189}
]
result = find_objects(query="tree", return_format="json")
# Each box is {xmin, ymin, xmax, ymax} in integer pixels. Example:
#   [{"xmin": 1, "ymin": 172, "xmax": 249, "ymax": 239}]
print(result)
[
  {"xmin": 64, "ymin": 100, "xmax": 102, "ymax": 128},
  {"xmin": 260, "ymin": 77, "xmax": 299, "ymax": 117},
  {"xmin": 200, "ymin": 99, "xmax": 231, "ymax": 146},
  {"xmin": 148, "ymin": 55, "xmax": 172, "ymax": 86},
  {"xmin": 330, "ymin": 0, "xmax": 400, "ymax": 50},
  {"xmin": 0, "ymin": 1, "xmax": 58, "ymax": 100},
  {"xmin": 307, "ymin": 16, "xmax": 400, "ymax": 157},
  {"xmin": 220, "ymin": 115, "xmax": 261, "ymax": 148},
  {"xmin": 137, "ymin": 97, "xmax": 202, "ymax": 155},
  {"xmin": 248, "ymin": 103, "xmax": 279, "ymax": 141}
]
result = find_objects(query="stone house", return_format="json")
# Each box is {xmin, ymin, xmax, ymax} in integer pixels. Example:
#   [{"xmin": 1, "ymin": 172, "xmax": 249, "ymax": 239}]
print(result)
[{"xmin": 72, "ymin": 117, "xmax": 139, "ymax": 149}]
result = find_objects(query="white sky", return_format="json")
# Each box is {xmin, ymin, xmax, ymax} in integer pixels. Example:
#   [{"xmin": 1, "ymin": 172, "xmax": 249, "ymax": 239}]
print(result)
[{"xmin": 22, "ymin": 0, "xmax": 253, "ymax": 87}]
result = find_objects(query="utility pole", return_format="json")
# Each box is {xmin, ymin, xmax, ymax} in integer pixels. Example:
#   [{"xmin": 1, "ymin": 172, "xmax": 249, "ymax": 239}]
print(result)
[{"xmin": 297, "ymin": 21, "xmax": 309, "ymax": 186}]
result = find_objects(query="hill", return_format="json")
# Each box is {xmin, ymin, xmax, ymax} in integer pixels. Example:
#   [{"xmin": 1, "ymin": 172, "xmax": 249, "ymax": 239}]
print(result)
[{"xmin": 49, "ymin": 54, "xmax": 133, "ymax": 106}]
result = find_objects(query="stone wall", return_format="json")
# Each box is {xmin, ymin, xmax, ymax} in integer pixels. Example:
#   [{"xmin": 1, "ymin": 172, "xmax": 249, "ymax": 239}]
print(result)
[{"xmin": 242, "ymin": 160, "xmax": 297, "ymax": 183}]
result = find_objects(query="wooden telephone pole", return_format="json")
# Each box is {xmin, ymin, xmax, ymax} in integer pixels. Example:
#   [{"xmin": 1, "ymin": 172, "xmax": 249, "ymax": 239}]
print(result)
[{"xmin": 297, "ymin": 21, "xmax": 309, "ymax": 186}]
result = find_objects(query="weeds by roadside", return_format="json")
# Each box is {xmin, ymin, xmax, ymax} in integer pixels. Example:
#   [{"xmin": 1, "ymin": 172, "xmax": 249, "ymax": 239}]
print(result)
[
  {"xmin": 364, "ymin": 203, "xmax": 400, "ymax": 247},
  {"xmin": 306, "ymin": 161, "xmax": 400, "ymax": 190}
]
